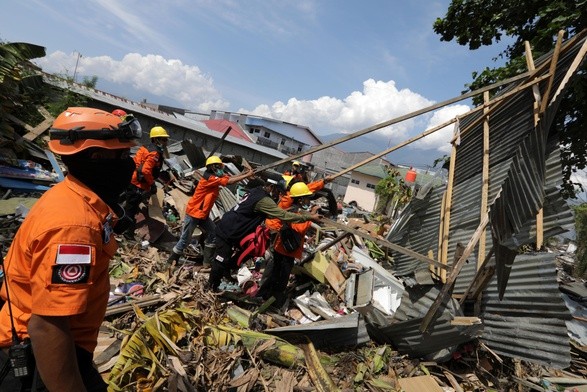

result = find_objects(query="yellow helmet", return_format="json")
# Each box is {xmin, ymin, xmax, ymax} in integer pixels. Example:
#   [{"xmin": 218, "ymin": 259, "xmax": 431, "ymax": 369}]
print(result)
[
  {"xmin": 150, "ymin": 126, "xmax": 169, "ymax": 138},
  {"xmin": 292, "ymin": 161, "xmax": 301, "ymax": 167},
  {"xmin": 282, "ymin": 175, "xmax": 294, "ymax": 188},
  {"xmin": 289, "ymin": 182, "xmax": 313, "ymax": 197},
  {"xmin": 206, "ymin": 155, "xmax": 223, "ymax": 167}
]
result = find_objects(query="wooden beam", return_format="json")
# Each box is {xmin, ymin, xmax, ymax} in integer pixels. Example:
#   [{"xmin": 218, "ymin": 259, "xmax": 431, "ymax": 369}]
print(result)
[
  {"xmin": 328, "ymin": 117, "xmax": 457, "ymax": 180},
  {"xmin": 420, "ymin": 212, "xmax": 490, "ymax": 332},
  {"xmin": 525, "ymin": 40, "xmax": 545, "ymax": 250},
  {"xmin": 320, "ymin": 218, "xmax": 448, "ymax": 270},
  {"xmin": 440, "ymin": 123, "xmax": 459, "ymax": 282},
  {"xmin": 479, "ymin": 91, "xmax": 490, "ymax": 267},
  {"xmin": 539, "ymin": 30, "xmax": 565, "ymax": 114},
  {"xmin": 23, "ymin": 107, "xmax": 54, "ymax": 141},
  {"xmin": 550, "ymin": 33, "xmax": 587, "ymax": 103},
  {"xmin": 451, "ymin": 73, "xmax": 550, "ymax": 143},
  {"xmin": 437, "ymin": 191, "xmax": 447, "ymax": 279},
  {"xmin": 458, "ymin": 247, "xmax": 494, "ymax": 306}
]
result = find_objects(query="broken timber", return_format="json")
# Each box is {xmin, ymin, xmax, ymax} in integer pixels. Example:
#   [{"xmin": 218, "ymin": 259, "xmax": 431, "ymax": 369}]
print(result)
[
  {"xmin": 420, "ymin": 212, "xmax": 490, "ymax": 332},
  {"xmin": 320, "ymin": 218, "xmax": 447, "ymax": 270}
]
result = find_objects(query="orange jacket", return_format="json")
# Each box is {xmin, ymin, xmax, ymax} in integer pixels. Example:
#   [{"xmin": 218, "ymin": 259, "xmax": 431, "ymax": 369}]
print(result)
[
  {"xmin": 265, "ymin": 179, "xmax": 325, "ymax": 232},
  {"xmin": 130, "ymin": 144, "xmax": 164, "ymax": 191},
  {"xmin": 0, "ymin": 176, "xmax": 118, "ymax": 353},
  {"xmin": 185, "ymin": 172, "xmax": 229, "ymax": 219}
]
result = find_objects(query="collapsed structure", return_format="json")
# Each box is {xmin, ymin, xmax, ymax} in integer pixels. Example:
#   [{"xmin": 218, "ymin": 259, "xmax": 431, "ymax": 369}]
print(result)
[{"xmin": 1, "ymin": 30, "xmax": 586, "ymax": 390}]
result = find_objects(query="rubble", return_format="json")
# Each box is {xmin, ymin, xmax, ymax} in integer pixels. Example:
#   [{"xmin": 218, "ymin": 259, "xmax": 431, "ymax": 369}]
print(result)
[{"xmin": 1, "ymin": 157, "xmax": 586, "ymax": 390}]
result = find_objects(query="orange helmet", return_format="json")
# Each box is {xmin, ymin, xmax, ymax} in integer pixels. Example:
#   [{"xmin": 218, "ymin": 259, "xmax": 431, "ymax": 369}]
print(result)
[
  {"xmin": 112, "ymin": 108, "xmax": 127, "ymax": 118},
  {"xmin": 49, "ymin": 107, "xmax": 141, "ymax": 155}
]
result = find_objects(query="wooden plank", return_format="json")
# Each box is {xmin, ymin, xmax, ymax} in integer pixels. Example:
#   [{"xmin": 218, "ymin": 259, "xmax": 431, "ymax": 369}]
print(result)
[
  {"xmin": 321, "ymin": 218, "xmax": 447, "ymax": 270},
  {"xmin": 525, "ymin": 40, "xmax": 545, "ymax": 250},
  {"xmin": 479, "ymin": 91, "xmax": 490, "ymax": 268},
  {"xmin": 324, "ymin": 261, "xmax": 346, "ymax": 296},
  {"xmin": 551, "ymin": 33, "xmax": 587, "ymax": 103},
  {"xmin": 326, "ymin": 117, "xmax": 456, "ymax": 180},
  {"xmin": 437, "ymin": 191, "xmax": 447, "ymax": 279},
  {"xmin": 458, "ymin": 248, "xmax": 494, "ymax": 306},
  {"xmin": 440, "ymin": 123, "xmax": 459, "ymax": 282},
  {"xmin": 398, "ymin": 375, "xmax": 443, "ymax": 392},
  {"xmin": 451, "ymin": 316, "xmax": 481, "ymax": 326},
  {"xmin": 539, "ymin": 30, "xmax": 565, "ymax": 114},
  {"xmin": 420, "ymin": 212, "xmax": 490, "ymax": 332},
  {"xmin": 23, "ymin": 107, "xmax": 54, "ymax": 141}
]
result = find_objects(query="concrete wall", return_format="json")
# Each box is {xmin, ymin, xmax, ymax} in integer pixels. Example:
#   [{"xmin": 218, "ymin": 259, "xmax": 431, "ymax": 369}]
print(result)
[{"xmin": 343, "ymin": 171, "xmax": 379, "ymax": 212}]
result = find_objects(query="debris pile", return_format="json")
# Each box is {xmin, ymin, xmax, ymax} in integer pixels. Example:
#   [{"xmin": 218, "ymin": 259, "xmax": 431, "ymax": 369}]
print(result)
[{"xmin": 2, "ymin": 174, "xmax": 586, "ymax": 391}]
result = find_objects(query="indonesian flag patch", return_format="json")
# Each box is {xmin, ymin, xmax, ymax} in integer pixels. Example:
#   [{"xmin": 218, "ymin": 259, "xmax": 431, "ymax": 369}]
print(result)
[
  {"xmin": 51, "ymin": 245, "xmax": 92, "ymax": 284},
  {"xmin": 55, "ymin": 245, "xmax": 91, "ymax": 265}
]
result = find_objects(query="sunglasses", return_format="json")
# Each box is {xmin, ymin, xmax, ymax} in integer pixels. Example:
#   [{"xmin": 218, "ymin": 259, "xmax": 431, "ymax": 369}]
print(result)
[{"xmin": 49, "ymin": 115, "xmax": 142, "ymax": 145}]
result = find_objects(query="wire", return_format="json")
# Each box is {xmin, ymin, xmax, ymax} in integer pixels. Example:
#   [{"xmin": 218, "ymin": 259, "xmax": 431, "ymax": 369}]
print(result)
[{"xmin": 0, "ymin": 246, "xmax": 21, "ymax": 344}]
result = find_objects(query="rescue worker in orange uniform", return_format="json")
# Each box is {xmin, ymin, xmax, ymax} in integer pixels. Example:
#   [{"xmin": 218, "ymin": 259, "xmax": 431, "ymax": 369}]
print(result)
[
  {"xmin": 0, "ymin": 107, "xmax": 140, "ymax": 391},
  {"xmin": 208, "ymin": 177, "xmax": 322, "ymax": 292},
  {"xmin": 168, "ymin": 156, "xmax": 253, "ymax": 265},
  {"xmin": 264, "ymin": 174, "xmax": 334, "ymax": 244},
  {"xmin": 122, "ymin": 125, "xmax": 170, "ymax": 238},
  {"xmin": 257, "ymin": 182, "xmax": 320, "ymax": 306},
  {"xmin": 283, "ymin": 160, "xmax": 307, "ymax": 182},
  {"xmin": 261, "ymin": 174, "xmax": 334, "ymax": 291}
]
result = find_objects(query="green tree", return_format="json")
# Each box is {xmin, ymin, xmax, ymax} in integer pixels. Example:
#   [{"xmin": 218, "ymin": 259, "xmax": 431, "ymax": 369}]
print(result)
[
  {"xmin": 43, "ymin": 74, "xmax": 98, "ymax": 117},
  {"xmin": 0, "ymin": 41, "xmax": 46, "ymax": 132},
  {"xmin": 434, "ymin": 0, "xmax": 587, "ymax": 199},
  {"xmin": 374, "ymin": 168, "xmax": 413, "ymax": 219}
]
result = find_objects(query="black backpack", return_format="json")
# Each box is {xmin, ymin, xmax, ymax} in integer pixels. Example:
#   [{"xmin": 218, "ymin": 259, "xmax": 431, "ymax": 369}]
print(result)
[{"xmin": 280, "ymin": 224, "xmax": 302, "ymax": 253}]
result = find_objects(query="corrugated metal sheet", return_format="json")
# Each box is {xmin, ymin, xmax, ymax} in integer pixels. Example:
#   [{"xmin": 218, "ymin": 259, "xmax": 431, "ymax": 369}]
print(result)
[
  {"xmin": 480, "ymin": 253, "xmax": 571, "ymax": 369},
  {"xmin": 367, "ymin": 285, "xmax": 483, "ymax": 360},
  {"xmin": 382, "ymin": 32, "xmax": 585, "ymax": 367},
  {"xmin": 386, "ymin": 33, "xmax": 582, "ymax": 286},
  {"xmin": 266, "ymin": 312, "xmax": 370, "ymax": 350}
]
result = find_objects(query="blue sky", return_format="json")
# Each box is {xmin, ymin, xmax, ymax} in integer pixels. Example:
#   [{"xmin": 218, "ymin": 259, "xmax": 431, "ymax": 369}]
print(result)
[{"xmin": 0, "ymin": 1, "xmax": 532, "ymax": 167}]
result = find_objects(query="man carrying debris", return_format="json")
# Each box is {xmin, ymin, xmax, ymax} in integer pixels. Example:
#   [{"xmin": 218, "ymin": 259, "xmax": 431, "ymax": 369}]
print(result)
[
  {"xmin": 208, "ymin": 177, "xmax": 322, "ymax": 292},
  {"xmin": 122, "ymin": 125, "xmax": 170, "ymax": 239},
  {"xmin": 257, "ymin": 181, "xmax": 320, "ymax": 306},
  {"xmin": 0, "ymin": 107, "xmax": 140, "ymax": 391},
  {"xmin": 168, "ymin": 155, "xmax": 253, "ymax": 265}
]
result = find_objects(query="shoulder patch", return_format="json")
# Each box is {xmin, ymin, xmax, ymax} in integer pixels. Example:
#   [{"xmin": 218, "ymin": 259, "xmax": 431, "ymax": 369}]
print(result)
[
  {"xmin": 55, "ymin": 244, "xmax": 92, "ymax": 265},
  {"xmin": 52, "ymin": 264, "xmax": 90, "ymax": 284}
]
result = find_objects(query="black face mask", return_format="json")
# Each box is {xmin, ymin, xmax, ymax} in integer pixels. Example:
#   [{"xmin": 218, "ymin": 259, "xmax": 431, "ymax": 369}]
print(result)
[{"xmin": 63, "ymin": 156, "xmax": 136, "ymax": 210}]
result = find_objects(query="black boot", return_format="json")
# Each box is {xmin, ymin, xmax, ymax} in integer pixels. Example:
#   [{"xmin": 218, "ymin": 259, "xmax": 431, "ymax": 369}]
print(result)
[
  {"xmin": 202, "ymin": 244, "xmax": 216, "ymax": 267},
  {"xmin": 167, "ymin": 251, "xmax": 181, "ymax": 264},
  {"xmin": 209, "ymin": 258, "xmax": 228, "ymax": 292}
]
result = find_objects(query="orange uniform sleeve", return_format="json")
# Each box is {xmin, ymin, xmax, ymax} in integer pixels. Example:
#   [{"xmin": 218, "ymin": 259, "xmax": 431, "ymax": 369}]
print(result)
[{"xmin": 138, "ymin": 150, "xmax": 160, "ymax": 186}]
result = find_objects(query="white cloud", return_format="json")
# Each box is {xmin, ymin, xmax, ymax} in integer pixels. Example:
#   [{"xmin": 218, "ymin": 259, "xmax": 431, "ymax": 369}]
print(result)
[
  {"xmin": 36, "ymin": 50, "xmax": 470, "ymax": 155},
  {"xmin": 245, "ymin": 78, "xmax": 435, "ymax": 143},
  {"xmin": 412, "ymin": 104, "xmax": 471, "ymax": 153},
  {"xmin": 36, "ymin": 51, "xmax": 228, "ymax": 111}
]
